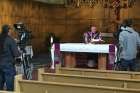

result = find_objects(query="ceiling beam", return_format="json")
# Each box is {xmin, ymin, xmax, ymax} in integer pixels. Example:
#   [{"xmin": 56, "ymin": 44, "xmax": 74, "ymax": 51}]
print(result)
[{"xmin": 33, "ymin": 0, "xmax": 65, "ymax": 4}]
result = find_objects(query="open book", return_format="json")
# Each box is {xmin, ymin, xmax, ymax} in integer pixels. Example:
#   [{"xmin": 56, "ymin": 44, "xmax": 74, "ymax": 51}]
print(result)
[{"xmin": 90, "ymin": 39, "xmax": 104, "ymax": 43}]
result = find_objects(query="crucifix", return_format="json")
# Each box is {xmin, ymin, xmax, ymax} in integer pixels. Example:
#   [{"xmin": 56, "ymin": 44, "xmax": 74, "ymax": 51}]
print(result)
[
  {"xmin": 112, "ymin": 0, "xmax": 136, "ymax": 20},
  {"xmin": 112, "ymin": 0, "xmax": 121, "ymax": 20}
]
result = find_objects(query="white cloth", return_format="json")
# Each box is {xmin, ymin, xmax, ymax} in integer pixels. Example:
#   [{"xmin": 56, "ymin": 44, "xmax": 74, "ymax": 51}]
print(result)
[{"xmin": 60, "ymin": 43, "xmax": 111, "ymax": 53}]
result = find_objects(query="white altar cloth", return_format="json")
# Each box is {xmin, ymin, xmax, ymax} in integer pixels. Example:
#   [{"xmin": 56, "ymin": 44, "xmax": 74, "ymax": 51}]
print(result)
[{"xmin": 60, "ymin": 43, "xmax": 112, "ymax": 53}]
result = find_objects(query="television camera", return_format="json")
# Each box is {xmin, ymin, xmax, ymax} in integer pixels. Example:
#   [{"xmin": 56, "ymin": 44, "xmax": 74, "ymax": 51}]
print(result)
[
  {"xmin": 13, "ymin": 22, "xmax": 31, "ymax": 46},
  {"xmin": 13, "ymin": 22, "xmax": 33, "ymax": 80}
]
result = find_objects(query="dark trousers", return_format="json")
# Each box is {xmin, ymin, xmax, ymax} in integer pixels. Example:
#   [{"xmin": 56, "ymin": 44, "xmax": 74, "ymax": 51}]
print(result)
[
  {"xmin": 120, "ymin": 58, "xmax": 137, "ymax": 71},
  {"xmin": 0, "ymin": 63, "xmax": 16, "ymax": 91}
]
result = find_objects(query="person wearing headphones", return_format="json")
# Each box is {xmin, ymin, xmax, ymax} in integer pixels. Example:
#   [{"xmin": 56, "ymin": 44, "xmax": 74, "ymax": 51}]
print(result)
[{"xmin": 119, "ymin": 19, "xmax": 140, "ymax": 71}]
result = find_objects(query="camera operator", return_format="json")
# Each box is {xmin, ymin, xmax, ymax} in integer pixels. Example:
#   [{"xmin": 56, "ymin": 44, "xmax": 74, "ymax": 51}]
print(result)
[
  {"xmin": 0, "ymin": 24, "xmax": 21, "ymax": 91},
  {"xmin": 114, "ymin": 19, "xmax": 140, "ymax": 71}
]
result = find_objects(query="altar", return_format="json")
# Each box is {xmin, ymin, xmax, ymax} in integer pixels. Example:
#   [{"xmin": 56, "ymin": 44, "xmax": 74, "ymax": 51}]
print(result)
[{"xmin": 52, "ymin": 43, "xmax": 116, "ymax": 70}]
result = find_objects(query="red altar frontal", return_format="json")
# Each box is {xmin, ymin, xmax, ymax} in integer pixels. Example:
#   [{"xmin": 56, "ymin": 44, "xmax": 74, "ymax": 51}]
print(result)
[{"xmin": 51, "ymin": 43, "xmax": 116, "ymax": 70}]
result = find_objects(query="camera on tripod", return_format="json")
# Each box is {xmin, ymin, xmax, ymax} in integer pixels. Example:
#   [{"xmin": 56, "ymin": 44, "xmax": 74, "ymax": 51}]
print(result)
[
  {"xmin": 13, "ymin": 22, "xmax": 33, "ymax": 79},
  {"xmin": 13, "ymin": 22, "xmax": 31, "ymax": 46},
  {"xmin": 13, "ymin": 22, "xmax": 33, "ymax": 57}
]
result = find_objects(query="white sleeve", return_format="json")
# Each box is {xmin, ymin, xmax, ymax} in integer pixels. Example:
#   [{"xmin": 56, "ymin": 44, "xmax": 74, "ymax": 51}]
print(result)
[
  {"xmin": 84, "ymin": 33, "xmax": 88, "ymax": 43},
  {"xmin": 136, "ymin": 33, "xmax": 140, "ymax": 47},
  {"xmin": 119, "ymin": 32, "xmax": 125, "ymax": 48}
]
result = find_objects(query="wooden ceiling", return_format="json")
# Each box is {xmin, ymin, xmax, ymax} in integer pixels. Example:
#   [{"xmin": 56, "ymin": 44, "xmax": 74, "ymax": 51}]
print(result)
[{"xmin": 33, "ymin": 0, "xmax": 65, "ymax": 4}]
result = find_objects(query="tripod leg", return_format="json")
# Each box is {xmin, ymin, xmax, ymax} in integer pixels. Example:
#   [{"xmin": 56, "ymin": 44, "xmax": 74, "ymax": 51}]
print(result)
[
  {"xmin": 22, "ymin": 58, "xmax": 28, "ymax": 79},
  {"xmin": 22, "ymin": 54, "xmax": 33, "ymax": 80},
  {"xmin": 24, "ymin": 55, "xmax": 32, "ymax": 80},
  {"xmin": 26, "ymin": 56, "xmax": 33, "ymax": 79}
]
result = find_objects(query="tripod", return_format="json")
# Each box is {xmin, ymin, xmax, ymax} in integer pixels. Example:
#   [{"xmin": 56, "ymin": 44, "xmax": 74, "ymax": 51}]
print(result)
[
  {"xmin": 13, "ymin": 22, "xmax": 33, "ymax": 79},
  {"xmin": 113, "ymin": 44, "xmax": 121, "ymax": 71},
  {"xmin": 19, "ymin": 46, "xmax": 33, "ymax": 80}
]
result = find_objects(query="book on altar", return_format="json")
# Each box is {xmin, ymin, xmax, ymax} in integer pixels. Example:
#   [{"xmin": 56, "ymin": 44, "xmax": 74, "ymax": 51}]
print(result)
[{"xmin": 90, "ymin": 39, "xmax": 104, "ymax": 44}]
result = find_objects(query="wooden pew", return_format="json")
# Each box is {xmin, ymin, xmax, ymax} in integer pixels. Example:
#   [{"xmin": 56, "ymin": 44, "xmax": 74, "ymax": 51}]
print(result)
[
  {"xmin": 0, "ymin": 91, "xmax": 19, "ymax": 93},
  {"xmin": 55, "ymin": 65, "xmax": 140, "ymax": 79},
  {"xmin": 38, "ymin": 71, "xmax": 140, "ymax": 89},
  {"xmin": 15, "ymin": 74, "xmax": 140, "ymax": 93}
]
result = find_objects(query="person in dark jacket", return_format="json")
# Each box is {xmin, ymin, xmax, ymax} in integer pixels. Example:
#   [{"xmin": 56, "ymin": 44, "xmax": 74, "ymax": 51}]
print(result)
[{"xmin": 0, "ymin": 24, "xmax": 20, "ymax": 91}]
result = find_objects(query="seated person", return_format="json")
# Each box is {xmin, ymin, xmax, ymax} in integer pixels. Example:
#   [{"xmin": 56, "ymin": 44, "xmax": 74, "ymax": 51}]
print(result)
[{"xmin": 84, "ymin": 26, "xmax": 103, "ymax": 44}]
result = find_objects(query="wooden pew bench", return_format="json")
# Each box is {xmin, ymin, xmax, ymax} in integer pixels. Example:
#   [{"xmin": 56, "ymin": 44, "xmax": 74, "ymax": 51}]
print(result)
[
  {"xmin": 15, "ymin": 75, "xmax": 140, "ymax": 93},
  {"xmin": 0, "ymin": 91, "xmax": 20, "ymax": 93},
  {"xmin": 55, "ymin": 66, "xmax": 140, "ymax": 79},
  {"xmin": 38, "ymin": 70, "xmax": 140, "ymax": 89}
]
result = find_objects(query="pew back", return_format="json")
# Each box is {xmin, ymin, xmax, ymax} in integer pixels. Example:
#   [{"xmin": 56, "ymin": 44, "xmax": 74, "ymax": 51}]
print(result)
[
  {"xmin": 41, "ymin": 73, "xmax": 124, "ymax": 88},
  {"xmin": 14, "ymin": 74, "xmax": 140, "ymax": 93},
  {"xmin": 0, "ymin": 91, "xmax": 20, "ymax": 93},
  {"xmin": 18, "ymin": 80, "xmax": 140, "ymax": 93},
  {"xmin": 40, "ymin": 72, "xmax": 140, "ymax": 89},
  {"xmin": 57, "ymin": 67, "xmax": 140, "ymax": 79}
]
